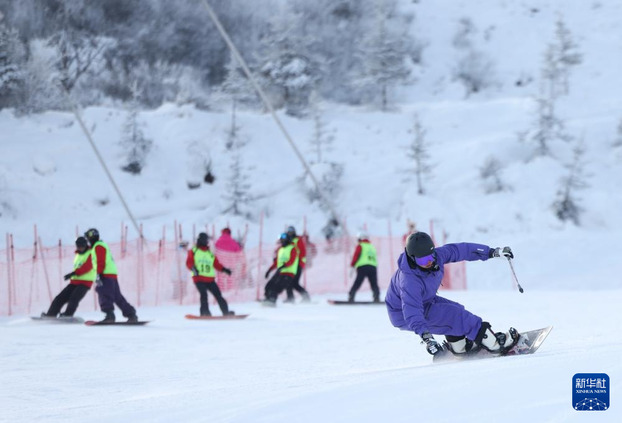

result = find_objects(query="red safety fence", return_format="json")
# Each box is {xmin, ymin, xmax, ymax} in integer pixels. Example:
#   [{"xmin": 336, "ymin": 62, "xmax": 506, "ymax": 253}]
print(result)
[{"xmin": 1, "ymin": 221, "xmax": 465, "ymax": 316}]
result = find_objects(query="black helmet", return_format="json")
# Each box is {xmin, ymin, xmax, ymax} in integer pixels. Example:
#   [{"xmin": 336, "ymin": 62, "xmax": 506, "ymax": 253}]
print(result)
[
  {"xmin": 197, "ymin": 232, "xmax": 209, "ymax": 247},
  {"xmin": 84, "ymin": 228, "xmax": 100, "ymax": 244},
  {"xmin": 75, "ymin": 236, "xmax": 88, "ymax": 249},
  {"xmin": 287, "ymin": 226, "xmax": 296, "ymax": 236},
  {"xmin": 406, "ymin": 232, "xmax": 436, "ymax": 266},
  {"xmin": 279, "ymin": 232, "xmax": 291, "ymax": 246}
]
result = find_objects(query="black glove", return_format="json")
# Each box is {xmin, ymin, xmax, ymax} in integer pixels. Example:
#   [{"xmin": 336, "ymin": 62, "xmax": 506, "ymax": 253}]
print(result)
[
  {"xmin": 265, "ymin": 268, "xmax": 272, "ymax": 279},
  {"xmin": 421, "ymin": 332, "xmax": 442, "ymax": 356},
  {"xmin": 192, "ymin": 267, "xmax": 199, "ymax": 277},
  {"xmin": 63, "ymin": 272, "xmax": 76, "ymax": 281},
  {"xmin": 95, "ymin": 274, "xmax": 103, "ymax": 287},
  {"xmin": 222, "ymin": 268, "xmax": 232, "ymax": 276},
  {"xmin": 490, "ymin": 246, "xmax": 514, "ymax": 259}
]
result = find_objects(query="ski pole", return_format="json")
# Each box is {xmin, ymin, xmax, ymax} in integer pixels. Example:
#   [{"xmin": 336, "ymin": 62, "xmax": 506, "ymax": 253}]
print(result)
[{"xmin": 507, "ymin": 258, "xmax": 524, "ymax": 293}]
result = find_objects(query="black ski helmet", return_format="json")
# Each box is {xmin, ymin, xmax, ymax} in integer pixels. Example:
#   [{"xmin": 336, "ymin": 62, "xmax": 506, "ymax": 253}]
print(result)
[
  {"xmin": 279, "ymin": 232, "xmax": 291, "ymax": 246},
  {"xmin": 84, "ymin": 228, "xmax": 100, "ymax": 244},
  {"xmin": 75, "ymin": 236, "xmax": 88, "ymax": 250},
  {"xmin": 405, "ymin": 232, "xmax": 435, "ymax": 259},
  {"xmin": 287, "ymin": 226, "xmax": 296, "ymax": 237},
  {"xmin": 197, "ymin": 232, "xmax": 209, "ymax": 247}
]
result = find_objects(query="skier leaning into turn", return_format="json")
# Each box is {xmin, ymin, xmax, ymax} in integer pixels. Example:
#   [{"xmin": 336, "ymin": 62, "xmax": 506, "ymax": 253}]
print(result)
[{"xmin": 385, "ymin": 232, "xmax": 519, "ymax": 357}]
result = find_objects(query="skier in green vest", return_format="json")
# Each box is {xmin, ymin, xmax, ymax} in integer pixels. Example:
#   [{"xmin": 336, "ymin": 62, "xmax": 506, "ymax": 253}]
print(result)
[
  {"xmin": 40, "ymin": 236, "xmax": 95, "ymax": 318},
  {"xmin": 348, "ymin": 232, "xmax": 380, "ymax": 303},
  {"xmin": 262, "ymin": 232, "xmax": 298, "ymax": 307},
  {"xmin": 186, "ymin": 232, "xmax": 234, "ymax": 316},
  {"xmin": 85, "ymin": 228, "xmax": 138, "ymax": 323}
]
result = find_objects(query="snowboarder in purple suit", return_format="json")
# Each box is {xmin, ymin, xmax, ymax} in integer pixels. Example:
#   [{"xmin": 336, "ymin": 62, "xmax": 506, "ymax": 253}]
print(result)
[{"xmin": 385, "ymin": 232, "xmax": 519, "ymax": 356}]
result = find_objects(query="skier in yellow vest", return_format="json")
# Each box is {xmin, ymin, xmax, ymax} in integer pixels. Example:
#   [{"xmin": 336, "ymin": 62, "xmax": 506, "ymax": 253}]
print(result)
[
  {"xmin": 41, "ymin": 236, "xmax": 95, "ymax": 318},
  {"xmin": 85, "ymin": 228, "xmax": 138, "ymax": 323},
  {"xmin": 263, "ymin": 232, "xmax": 298, "ymax": 307},
  {"xmin": 186, "ymin": 232, "xmax": 234, "ymax": 316},
  {"xmin": 349, "ymin": 232, "xmax": 380, "ymax": 303}
]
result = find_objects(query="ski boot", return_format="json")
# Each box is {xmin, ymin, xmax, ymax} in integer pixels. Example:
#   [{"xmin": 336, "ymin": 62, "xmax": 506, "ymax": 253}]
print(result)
[
  {"xmin": 444, "ymin": 335, "xmax": 478, "ymax": 356},
  {"xmin": 475, "ymin": 322, "xmax": 520, "ymax": 354},
  {"xmin": 261, "ymin": 299, "xmax": 277, "ymax": 308},
  {"xmin": 100, "ymin": 312, "xmax": 115, "ymax": 323},
  {"xmin": 126, "ymin": 314, "xmax": 139, "ymax": 323},
  {"xmin": 40, "ymin": 312, "xmax": 57, "ymax": 319},
  {"xmin": 225, "ymin": 311, "xmax": 235, "ymax": 316}
]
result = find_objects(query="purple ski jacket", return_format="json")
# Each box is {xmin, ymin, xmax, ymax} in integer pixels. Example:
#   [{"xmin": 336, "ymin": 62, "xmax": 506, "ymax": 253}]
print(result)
[{"xmin": 385, "ymin": 242, "xmax": 491, "ymax": 336}]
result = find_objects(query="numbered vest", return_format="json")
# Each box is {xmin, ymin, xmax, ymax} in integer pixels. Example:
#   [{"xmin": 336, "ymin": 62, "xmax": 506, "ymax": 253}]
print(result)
[
  {"xmin": 73, "ymin": 250, "xmax": 96, "ymax": 281},
  {"xmin": 277, "ymin": 244, "xmax": 299, "ymax": 274},
  {"xmin": 193, "ymin": 247, "xmax": 216, "ymax": 278},
  {"xmin": 92, "ymin": 241, "xmax": 118, "ymax": 275},
  {"xmin": 355, "ymin": 242, "xmax": 377, "ymax": 268}
]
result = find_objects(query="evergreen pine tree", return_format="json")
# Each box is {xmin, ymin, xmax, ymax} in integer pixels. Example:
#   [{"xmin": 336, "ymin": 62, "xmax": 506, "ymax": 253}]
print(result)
[
  {"xmin": 120, "ymin": 83, "xmax": 152, "ymax": 174},
  {"xmin": 0, "ymin": 18, "xmax": 25, "ymax": 108},
  {"xmin": 406, "ymin": 114, "xmax": 432, "ymax": 195},
  {"xmin": 356, "ymin": 0, "xmax": 412, "ymax": 111},
  {"xmin": 479, "ymin": 156, "xmax": 508, "ymax": 194},
  {"xmin": 552, "ymin": 139, "xmax": 589, "ymax": 225},
  {"xmin": 308, "ymin": 94, "xmax": 334, "ymax": 164},
  {"xmin": 222, "ymin": 109, "xmax": 253, "ymax": 217}
]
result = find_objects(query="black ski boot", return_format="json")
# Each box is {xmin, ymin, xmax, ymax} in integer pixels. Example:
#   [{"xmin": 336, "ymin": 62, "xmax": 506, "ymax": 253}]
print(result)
[
  {"xmin": 126, "ymin": 314, "xmax": 139, "ymax": 323},
  {"xmin": 100, "ymin": 312, "xmax": 115, "ymax": 323}
]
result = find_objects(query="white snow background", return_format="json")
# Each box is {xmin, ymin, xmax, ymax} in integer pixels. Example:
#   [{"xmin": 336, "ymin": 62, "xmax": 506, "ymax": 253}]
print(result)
[{"xmin": 1, "ymin": 1, "xmax": 622, "ymax": 422}]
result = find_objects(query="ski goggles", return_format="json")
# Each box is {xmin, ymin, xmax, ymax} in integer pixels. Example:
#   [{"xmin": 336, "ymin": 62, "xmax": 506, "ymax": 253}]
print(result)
[{"xmin": 415, "ymin": 254, "xmax": 435, "ymax": 267}]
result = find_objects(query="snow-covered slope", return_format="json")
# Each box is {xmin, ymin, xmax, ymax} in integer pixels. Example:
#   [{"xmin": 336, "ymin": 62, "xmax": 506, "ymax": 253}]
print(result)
[{"xmin": 2, "ymin": 290, "xmax": 620, "ymax": 422}]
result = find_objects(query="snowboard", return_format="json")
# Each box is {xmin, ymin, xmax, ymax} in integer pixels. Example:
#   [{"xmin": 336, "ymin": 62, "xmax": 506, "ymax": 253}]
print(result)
[
  {"xmin": 327, "ymin": 300, "xmax": 384, "ymax": 305},
  {"xmin": 185, "ymin": 314, "xmax": 249, "ymax": 320},
  {"xmin": 84, "ymin": 320, "xmax": 150, "ymax": 326},
  {"xmin": 31, "ymin": 316, "xmax": 85, "ymax": 324},
  {"xmin": 433, "ymin": 326, "xmax": 553, "ymax": 363}
]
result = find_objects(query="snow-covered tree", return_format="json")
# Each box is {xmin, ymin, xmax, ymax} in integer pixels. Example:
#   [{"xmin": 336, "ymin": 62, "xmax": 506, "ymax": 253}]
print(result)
[
  {"xmin": 479, "ymin": 156, "xmax": 509, "ymax": 194},
  {"xmin": 308, "ymin": 94, "xmax": 334, "ymax": 164},
  {"xmin": 451, "ymin": 17, "xmax": 495, "ymax": 97},
  {"xmin": 525, "ymin": 27, "xmax": 576, "ymax": 159},
  {"xmin": 120, "ymin": 83, "xmax": 152, "ymax": 174},
  {"xmin": 46, "ymin": 2, "xmax": 106, "ymax": 95},
  {"xmin": 355, "ymin": 0, "xmax": 412, "ymax": 110},
  {"xmin": 0, "ymin": 18, "xmax": 25, "ymax": 108},
  {"xmin": 258, "ymin": 3, "xmax": 322, "ymax": 116},
  {"xmin": 552, "ymin": 139, "xmax": 589, "ymax": 225},
  {"xmin": 220, "ymin": 51, "xmax": 259, "ymax": 110},
  {"xmin": 222, "ymin": 113, "xmax": 253, "ymax": 217},
  {"xmin": 550, "ymin": 17, "xmax": 582, "ymax": 96},
  {"xmin": 406, "ymin": 114, "xmax": 432, "ymax": 195}
]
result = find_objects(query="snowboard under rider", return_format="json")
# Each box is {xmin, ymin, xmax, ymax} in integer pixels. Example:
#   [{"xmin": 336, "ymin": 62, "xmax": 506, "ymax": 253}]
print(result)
[{"xmin": 385, "ymin": 232, "xmax": 519, "ymax": 356}]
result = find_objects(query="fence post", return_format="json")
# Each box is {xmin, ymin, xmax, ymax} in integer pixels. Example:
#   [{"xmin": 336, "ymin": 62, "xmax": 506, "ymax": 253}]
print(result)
[
  {"xmin": 387, "ymin": 220, "xmax": 395, "ymax": 276},
  {"xmin": 256, "ymin": 211, "xmax": 264, "ymax": 301},
  {"xmin": 6, "ymin": 233, "xmax": 12, "ymax": 316},
  {"xmin": 38, "ymin": 236, "xmax": 53, "ymax": 304}
]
